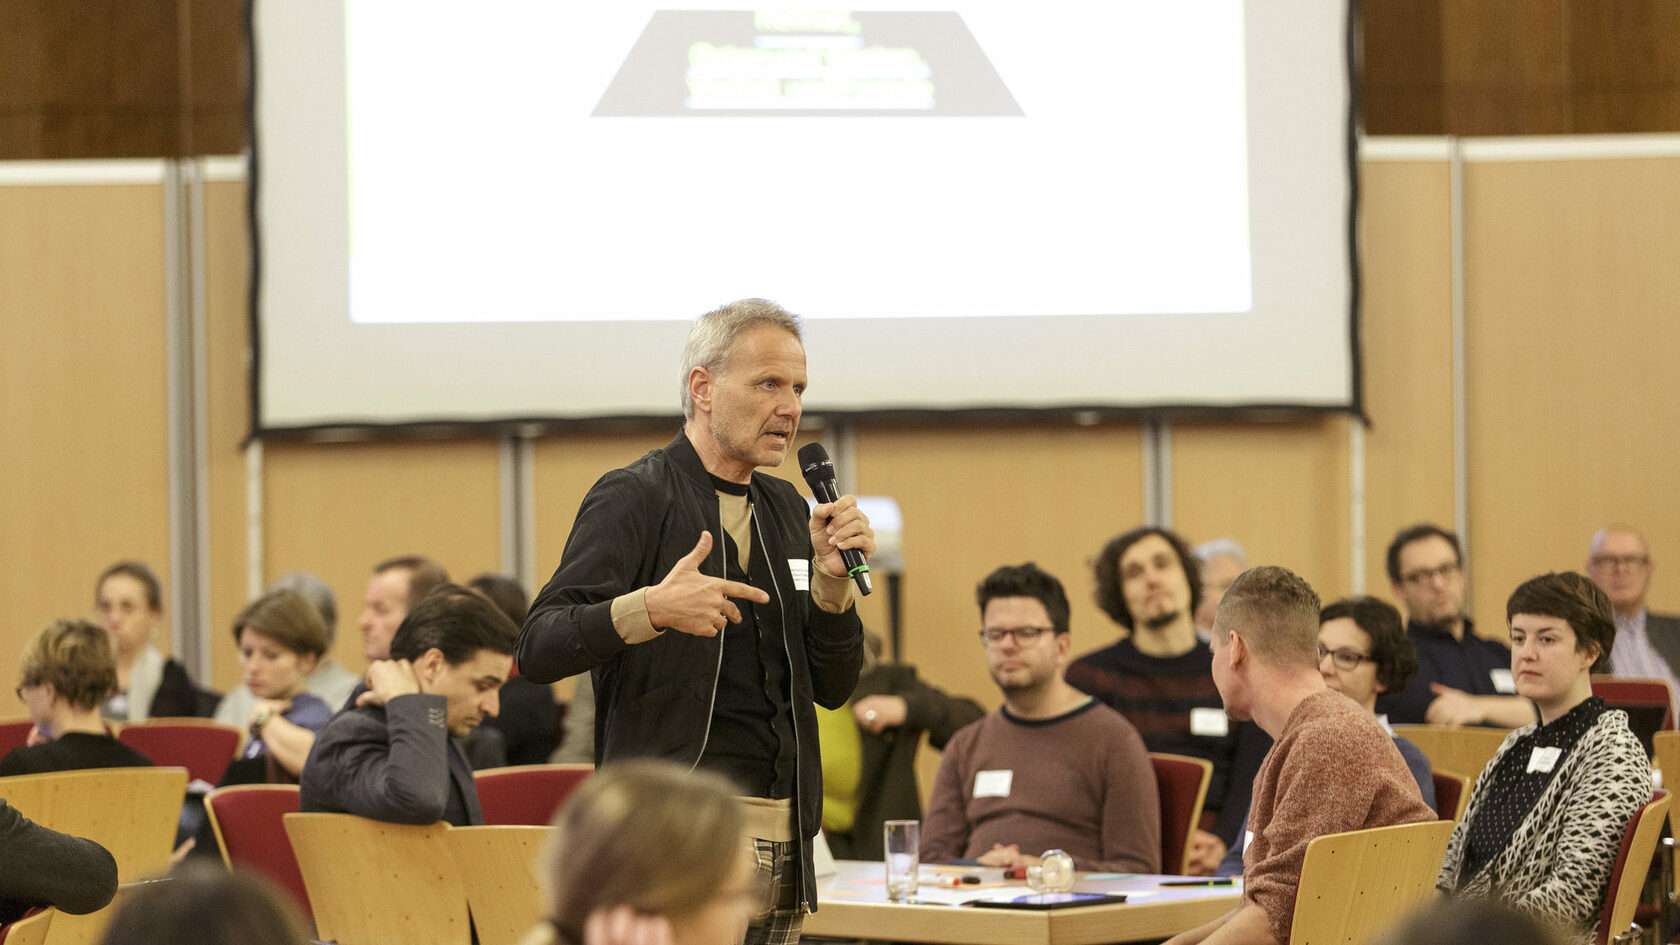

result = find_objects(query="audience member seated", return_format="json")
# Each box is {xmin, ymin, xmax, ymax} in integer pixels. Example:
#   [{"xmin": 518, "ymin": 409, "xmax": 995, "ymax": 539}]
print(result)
[
  {"xmin": 524, "ymin": 759, "xmax": 757, "ymax": 945},
  {"xmin": 0, "ymin": 798, "xmax": 119, "ymax": 925},
  {"xmin": 352, "ymin": 555, "xmax": 505, "ymax": 769},
  {"xmin": 96, "ymin": 859, "xmax": 309, "ymax": 945},
  {"xmin": 94, "ymin": 561, "xmax": 198, "ymax": 720},
  {"xmin": 469, "ymin": 573, "xmax": 563, "ymax": 766},
  {"xmin": 1376, "ymin": 524, "xmax": 1535, "ymax": 727},
  {"xmin": 1587, "ymin": 524, "xmax": 1680, "ymax": 696},
  {"xmin": 300, "ymin": 585, "xmax": 517, "ymax": 825},
  {"xmin": 1066, "ymin": 526, "xmax": 1270, "ymax": 874},
  {"xmin": 2, "ymin": 619, "xmax": 153, "ymax": 775},
  {"xmin": 1438, "ymin": 572, "xmax": 1652, "ymax": 945},
  {"xmin": 921, "ymin": 563, "xmax": 1160, "ymax": 873},
  {"xmin": 1163, "ymin": 567, "xmax": 1435, "ymax": 945},
  {"xmin": 213, "ymin": 572, "xmax": 362, "ymax": 727},
  {"xmin": 218, "ymin": 589, "xmax": 334, "ymax": 783},
  {"xmin": 820, "ymin": 627, "xmax": 984, "ymax": 860},
  {"xmin": 1217, "ymin": 596, "xmax": 1436, "ymax": 875},
  {"xmin": 1193, "ymin": 538, "xmax": 1248, "ymax": 640}
]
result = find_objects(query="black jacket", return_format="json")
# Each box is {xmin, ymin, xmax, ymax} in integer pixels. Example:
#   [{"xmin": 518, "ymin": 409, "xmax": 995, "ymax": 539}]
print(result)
[{"xmin": 518, "ymin": 432, "xmax": 864, "ymax": 909}]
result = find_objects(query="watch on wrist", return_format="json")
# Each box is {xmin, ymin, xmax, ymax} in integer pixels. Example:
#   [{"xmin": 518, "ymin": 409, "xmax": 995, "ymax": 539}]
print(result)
[{"xmin": 250, "ymin": 706, "xmax": 276, "ymax": 738}]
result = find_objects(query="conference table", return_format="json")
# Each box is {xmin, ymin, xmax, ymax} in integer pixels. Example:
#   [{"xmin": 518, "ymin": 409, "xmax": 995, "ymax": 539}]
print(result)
[{"xmin": 804, "ymin": 861, "xmax": 1241, "ymax": 945}]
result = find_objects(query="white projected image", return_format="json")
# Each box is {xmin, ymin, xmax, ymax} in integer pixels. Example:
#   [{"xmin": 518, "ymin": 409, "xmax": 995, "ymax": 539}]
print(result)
[{"xmin": 344, "ymin": 3, "xmax": 1252, "ymax": 323}]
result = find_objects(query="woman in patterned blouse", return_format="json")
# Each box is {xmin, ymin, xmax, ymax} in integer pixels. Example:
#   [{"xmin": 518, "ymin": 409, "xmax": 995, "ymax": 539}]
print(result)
[{"xmin": 1437, "ymin": 572, "xmax": 1652, "ymax": 945}]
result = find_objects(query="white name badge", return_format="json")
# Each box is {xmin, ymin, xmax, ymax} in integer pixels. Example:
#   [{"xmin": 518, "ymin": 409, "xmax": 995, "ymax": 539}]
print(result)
[
  {"xmin": 1190, "ymin": 707, "xmax": 1231, "ymax": 737},
  {"xmin": 1490, "ymin": 668, "xmax": 1517, "ymax": 694},
  {"xmin": 1528, "ymin": 746, "xmax": 1562, "ymax": 774},
  {"xmin": 788, "ymin": 559, "xmax": 810, "ymax": 591},
  {"xmin": 1245, "ymin": 830, "xmax": 1255, "ymax": 852},
  {"xmin": 974, "ymin": 769, "xmax": 1013, "ymax": 798}
]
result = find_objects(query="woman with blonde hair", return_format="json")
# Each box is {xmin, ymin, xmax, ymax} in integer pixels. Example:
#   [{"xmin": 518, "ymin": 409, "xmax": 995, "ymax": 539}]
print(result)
[
  {"xmin": 3, "ymin": 619, "xmax": 153, "ymax": 774},
  {"xmin": 529, "ymin": 760, "xmax": 762, "ymax": 945}
]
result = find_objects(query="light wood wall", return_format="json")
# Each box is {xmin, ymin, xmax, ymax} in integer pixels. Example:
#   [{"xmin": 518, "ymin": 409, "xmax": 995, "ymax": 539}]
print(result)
[{"xmin": 4, "ymin": 147, "xmax": 1680, "ymax": 741}]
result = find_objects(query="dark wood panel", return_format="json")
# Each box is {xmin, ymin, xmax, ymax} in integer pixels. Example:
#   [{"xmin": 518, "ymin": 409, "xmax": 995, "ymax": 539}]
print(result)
[
  {"xmin": 1440, "ymin": 0, "xmax": 1569, "ymax": 91},
  {"xmin": 1566, "ymin": 0, "xmax": 1680, "ymax": 90}
]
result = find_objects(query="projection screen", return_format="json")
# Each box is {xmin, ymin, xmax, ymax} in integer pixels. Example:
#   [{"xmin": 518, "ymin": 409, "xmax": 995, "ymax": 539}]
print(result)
[{"xmin": 250, "ymin": 1, "xmax": 1358, "ymax": 433}]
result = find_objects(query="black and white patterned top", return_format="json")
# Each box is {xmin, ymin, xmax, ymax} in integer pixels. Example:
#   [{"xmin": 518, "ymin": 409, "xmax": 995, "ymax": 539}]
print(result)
[{"xmin": 1439, "ymin": 701, "xmax": 1652, "ymax": 945}]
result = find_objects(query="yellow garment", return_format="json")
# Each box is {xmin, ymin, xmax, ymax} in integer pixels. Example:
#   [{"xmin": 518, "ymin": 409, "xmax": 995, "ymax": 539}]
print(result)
[{"xmin": 818, "ymin": 703, "xmax": 862, "ymax": 833}]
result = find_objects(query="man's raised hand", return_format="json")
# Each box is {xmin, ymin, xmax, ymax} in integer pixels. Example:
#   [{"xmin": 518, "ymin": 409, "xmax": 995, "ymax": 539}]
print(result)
[{"xmin": 645, "ymin": 531, "xmax": 770, "ymax": 636}]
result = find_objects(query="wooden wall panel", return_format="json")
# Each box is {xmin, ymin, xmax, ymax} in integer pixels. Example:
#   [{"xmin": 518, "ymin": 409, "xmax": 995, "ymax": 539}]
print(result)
[
  {"xmin": 1357, "ymin": 159, "xmax": 1458, "ymax": 596},
  {"xmin": 203, "ymin": 176, "xmax": 250, "ymax": 691},
  {"xmin": 1464, "ymin": 155, "xmax": 1680, "ymax": 636},
  {"xmin": 261, "ymin": 440, "xmax": 504, "ymax": 681},
  {"xmin": 0, "ymin": 180, "xmax": 171, "ymax": 696},
  {"xmin": 1170, "ymin": 417, "xmax": 1353, "ymax": 601}
]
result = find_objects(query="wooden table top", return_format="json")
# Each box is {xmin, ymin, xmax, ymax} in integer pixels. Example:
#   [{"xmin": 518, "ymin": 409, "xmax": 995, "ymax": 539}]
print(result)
[{"xmin": 804, "ymin": 861, "xmax": 1241, "ymax": 945}]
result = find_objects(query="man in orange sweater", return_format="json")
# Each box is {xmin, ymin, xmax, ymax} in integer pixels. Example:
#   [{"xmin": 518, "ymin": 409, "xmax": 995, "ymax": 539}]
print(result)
[{"xmin": 1163, "ymin": 566, "xmax": 1435, "ymax": 945}]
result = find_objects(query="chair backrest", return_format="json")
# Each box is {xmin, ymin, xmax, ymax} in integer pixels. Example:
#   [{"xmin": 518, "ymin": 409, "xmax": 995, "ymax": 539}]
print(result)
[
  {"xmin": 0, "ymin": 718, "xmax": 33, "ymax": 760},
  {"xmin": 1149, "ymin": 752, "xmax": 1213, "ymax": 875},
  {"xmin": 1592, "ymin": 676, "xmax": 1673, "ymax": 757},
  {"xmin": 284, "ymin": 813, "xmax": 471, "ymax": 945},
  {"xmin": 0, "ymin": 767, "xmax": 187, "ymax": 882},
  {"xmin": 445, "ymin": 825, "xmax": 551, "ymax": 945},
  {"xmin": 1430, "ymin": 769, "xmax": 1471, "ymax": 822},
  {"xmin": 0, "ymin": 908, "xmax": 54, "ymax": 945},
  {"xmin": 114, "ymin": 717, "xmax": 244, "ymax": 785},
  {"xmin": 473, "ymin": 764, "xmax": 594, "ymax": 826},
  {"xmin": 204, "ymin": 784, "xmax": 309, "ymax": 918},
  {"xmin": 1388, "ymin": 725, "xmax": 1510, "ymax": 782},
  {"xmin": 1288, "ymin": 818, "xmax": 1456, "ymax": 945},
  {"xmin": 1595, "ymin": 790, "xmax": 1670, "ymax": 945}
]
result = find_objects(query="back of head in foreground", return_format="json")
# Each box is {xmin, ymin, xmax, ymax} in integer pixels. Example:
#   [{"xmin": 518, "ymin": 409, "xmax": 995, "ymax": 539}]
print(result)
[
  {"xmin": 538, "ymin": 760, "xmax": 758, "ymax": 945},
  {"xmin": 96, "ymin": 860, "xmax": 310, "ymax": 945}
]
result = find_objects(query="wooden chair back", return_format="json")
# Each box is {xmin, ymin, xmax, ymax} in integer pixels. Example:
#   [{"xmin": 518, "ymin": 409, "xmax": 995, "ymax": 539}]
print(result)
[
  {"xmin": 204, "ymin": 784, "xmax": 310, "ymax": 917},
  {"xmin": 445, "ymin": 825, "xmax": 551, "ymax": 945},
  {"xmin": 284, "ymin": 813, "xmax": 470, "ymax": 945},
  {"xmin": 1388, "ymin": 725, "xmax": 1510, "ymax": 782},
  {"xmin": 1149, "ymin": 753, "xmax": 1213, "ymax": 875},
  {"xmin": 114, "ymin": 718, "xmax": 243, "ymax": 785},
  {"xmin": 1288, "ymin": 818, "xmax": 1455, "ymax": 945},
  {"xmin": 1430, "ymin": 769, "xmax": 1471, "ymax": 821},
  {"xmin": 1595, "ymin": 791, "xmax": 1669, "ymax": 945},
  {"xmin": 0, "ymin": 767, "xmax": 186, "ymax": 883},
  {"xmin": 473, "ymin": 764, "xmax": 593, "ymax": 826},
  {"xmin": 0, "ymin": 908, "xmax": 54, "ymax": 945}
]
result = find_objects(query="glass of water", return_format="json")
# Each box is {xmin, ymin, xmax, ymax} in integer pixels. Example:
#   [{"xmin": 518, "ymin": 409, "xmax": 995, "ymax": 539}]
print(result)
[{"xmin": 883, "ymin": 819, "xmax": 919, "ymax": 901}]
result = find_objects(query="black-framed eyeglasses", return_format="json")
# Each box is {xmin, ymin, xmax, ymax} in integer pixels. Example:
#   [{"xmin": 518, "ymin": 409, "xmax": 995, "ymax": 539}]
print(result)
[
  {"xmin": 1590, "ymin": 554, "xmax": 1650, "ymax": 572},
  {"xmin": 1399, "ymin": 562, "xmax": 1460, "ymax": 587},
  {"xmin": 1317, "ymin": 645, "xmax": 1372, "ymax": 672},
  {"xmin": 978, "ymin": 626, "xmax": 1055, "ymax": 647}
]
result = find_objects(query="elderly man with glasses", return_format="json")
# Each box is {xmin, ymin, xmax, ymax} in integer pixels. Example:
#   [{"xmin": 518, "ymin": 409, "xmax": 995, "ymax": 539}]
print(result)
[
  {"xmin": 1588, "ymin": 525, "xmax": 1680, "ymax": 698},
  {"xmin": 1374, "ymin": 524, "xmax": 1537, "ymax": 727},
  {"xmin": 919, "ymin": 562, "xmax": 1161, "ymax": 873}
]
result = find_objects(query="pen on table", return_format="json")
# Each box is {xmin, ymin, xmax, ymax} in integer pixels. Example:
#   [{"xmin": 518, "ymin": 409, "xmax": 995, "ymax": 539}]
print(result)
[
  {"xmin": 931, "ymin": 875, "xmax": 983, "ymax": 887},
  {"xmin": 1158, "ymin": 879, "xmax": 1238, "ymax": 887}
]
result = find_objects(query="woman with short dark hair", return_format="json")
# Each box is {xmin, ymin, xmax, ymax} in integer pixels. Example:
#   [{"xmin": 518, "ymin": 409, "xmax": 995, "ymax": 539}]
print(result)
[{"xmin": 1438, "ymin": 572, "xmax": 1652, "ymax": 945}]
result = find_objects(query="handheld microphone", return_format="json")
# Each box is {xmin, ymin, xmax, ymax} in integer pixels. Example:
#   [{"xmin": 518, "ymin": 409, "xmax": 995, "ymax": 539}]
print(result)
[{"xmin": 797, "ymin": 443, "xmax": 873, "ymax": 596}]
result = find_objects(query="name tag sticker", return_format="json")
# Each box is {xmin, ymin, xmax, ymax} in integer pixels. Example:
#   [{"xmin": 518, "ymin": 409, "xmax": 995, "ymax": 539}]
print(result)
[
  {"xmin": 1190, "ymin": 707, "xmax": 1230, "ymax": 737},
  {"xmin": 974, "ymin": 769, "xmax": 1013, "ymax": 798},
  {"xmin": 788, "ymin": 559, "xmax": 810, "ymax": 591},
  {"xmin": 1245, "ymin": 830, "xmax": 1254, "ymax": 851},
  {"xmin": 1490, "ymin": 668, "xmax": 1517, "ymax": 694},
  {"xmin": 1528, "ymin": 746, "xmax": 1562, "ymax": 774}
]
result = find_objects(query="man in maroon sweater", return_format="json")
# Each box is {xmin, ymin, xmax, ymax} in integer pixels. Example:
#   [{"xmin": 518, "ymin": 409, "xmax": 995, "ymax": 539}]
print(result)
[
  {"xmin": 1164, "ymin": 566, "xmax": 1433, "ymax": 945},
  {"xmin": 920, "ymin": 563, "xmax": 1160, "ymax": 873}
]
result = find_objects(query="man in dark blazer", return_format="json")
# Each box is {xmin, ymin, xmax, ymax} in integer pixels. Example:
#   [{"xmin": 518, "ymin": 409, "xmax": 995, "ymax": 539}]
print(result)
[
  {"xmin": 300, "ymin": 586, "xmax": 517, "ymax": 826},
  {"xmin": 1589, "ymin": 525, "xmax": 1680, "ymax": 692}
]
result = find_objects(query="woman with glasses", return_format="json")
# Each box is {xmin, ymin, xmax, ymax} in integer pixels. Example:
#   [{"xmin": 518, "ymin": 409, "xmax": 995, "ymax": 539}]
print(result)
[
  {"xmin": 1437, "ymin": 572, "xmax": 1651, "ymax": 945},
  {"xmin": 525, "ymin": 759, "xmax": 762, "ymax": 945},
  {"xmin": 1214, "ymin": 596, "xmax": 1435, "ymax": 875},
  {"xmin": 3, "ymin": 619, "xmax": 154, "ymax": 775}
]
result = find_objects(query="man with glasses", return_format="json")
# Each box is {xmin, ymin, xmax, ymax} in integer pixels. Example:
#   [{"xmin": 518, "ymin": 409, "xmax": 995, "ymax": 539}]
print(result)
[
  {"xmin": 920, "ymin": 563, "xmax": 1160, "ymax": 873},
  {"xmin": 1588, "ymin": 525, "xmax": 1680, "ymax": 696},
  {"xmin": 1374, "ymin": 523, "xmax": 1534, "ymax": 727}
]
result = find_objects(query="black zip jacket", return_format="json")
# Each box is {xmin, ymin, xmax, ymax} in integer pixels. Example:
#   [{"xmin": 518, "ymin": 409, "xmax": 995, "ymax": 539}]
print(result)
[{"xmin": 517, "ymin": 432, "xmax": 864, "ymax": 910}]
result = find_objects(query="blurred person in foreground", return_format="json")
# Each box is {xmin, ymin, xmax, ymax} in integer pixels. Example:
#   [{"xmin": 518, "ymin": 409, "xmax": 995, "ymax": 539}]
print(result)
[
  {"xmin": 1438, "ymin": 572, "xmax": 1652, "ymax": 945},
  {"xmin": 0, "ymin": 798, "xmax": 118, "ymax": 925},
  {"xmin": 1374, "ymin": 897, "xmax": 1569, "ymax": 945},
  {"xmin": 523, "ymin": 759, "xmax": 760, "ymax": 945},
  {"xmin": 97, "ymin": 860, "xmax": 309, "ymax": 945}
]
